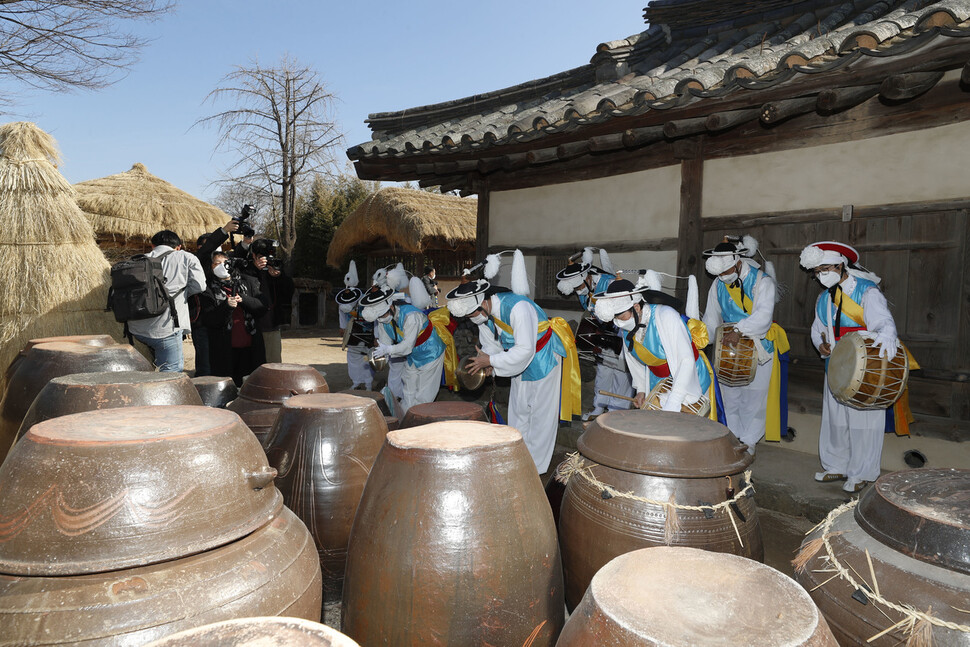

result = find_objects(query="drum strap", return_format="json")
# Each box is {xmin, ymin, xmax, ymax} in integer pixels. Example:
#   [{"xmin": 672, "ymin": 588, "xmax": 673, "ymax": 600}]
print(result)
[
  {"xmin": 726, "ymin": 281, "xmax": 752, "ymax": 314},
  {"xmin": 829, "ymin": 286, "xmax": 866, "ymax": 338},
  {"xmin": 414, "ymin": 322, "xmax": 435, "ymax": 346}
]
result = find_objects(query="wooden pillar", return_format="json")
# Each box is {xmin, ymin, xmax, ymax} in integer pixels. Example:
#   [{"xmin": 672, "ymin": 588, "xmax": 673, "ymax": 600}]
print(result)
[
  {"xmin": 475, "ymin": 178, "xmax": 490, "ymax": 262},
  {"xmin": 676, "ymin": 146, "xmax": 704, "ymax": 301}
]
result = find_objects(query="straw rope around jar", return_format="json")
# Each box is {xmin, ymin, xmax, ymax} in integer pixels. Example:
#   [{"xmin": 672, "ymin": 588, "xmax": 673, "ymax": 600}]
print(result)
[
  {"xmin": 554, "ymin": 452, "xmax": 755, "ymax": 547},
  {"xmin": 793, "ymin": 500, "xmax": 970, "ymax": 647}
]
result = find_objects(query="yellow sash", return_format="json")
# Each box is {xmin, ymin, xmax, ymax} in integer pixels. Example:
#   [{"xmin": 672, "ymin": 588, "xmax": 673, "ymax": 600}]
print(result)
[
  {"xmin": 629, "ymin": 337, "xmax": 667, "ymax": 368},
  {"xmin": 490, "ymin": 315, "xmax": 582, "ymax": 421},
  {"xmin": 631, "ymin": 329, "xmax": 719, "ymax": 422},
  {"xmin": 764, "ymin": 323, "xmax": 790, "ymax": 442},
  {"xmin": 427, "ymin": 307, "xmax": 459, "ymax": 390},
  {"xmin": 726, "ymin": 283, "xmax": 753, "ymax": 314},
  {"xmin": 832, "ymin": 287, "xmax": 919, "ymax": 436},
  {"xmin": 687, "ymin": 318, "xmax": 709, "ymax": 350}
]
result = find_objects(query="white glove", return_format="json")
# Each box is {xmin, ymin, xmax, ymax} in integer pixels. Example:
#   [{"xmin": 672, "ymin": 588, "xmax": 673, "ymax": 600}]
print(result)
[
  {"xmin": 371, "ymin": 343, "xmax": 391, "ymax": 360},
  {"xmin": 873, "ymin": 330, "xmax": 899, "ymax": 360}
]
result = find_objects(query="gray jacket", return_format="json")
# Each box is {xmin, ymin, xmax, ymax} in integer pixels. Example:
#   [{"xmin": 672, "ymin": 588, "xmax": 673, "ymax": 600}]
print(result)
[{"xmin": 127, "ymin": 246, "xmax": 207, "ymax": 339}]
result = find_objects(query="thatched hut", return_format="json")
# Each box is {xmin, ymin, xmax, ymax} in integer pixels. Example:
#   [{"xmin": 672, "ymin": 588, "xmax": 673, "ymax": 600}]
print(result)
[
  {"xmin": 0, "ymin": 122, "xmax": 120, "ymax": 394},
  {"xmin": 74, "ymin": 163, "xmax": 228, "ymax": 263},
  {"xmin": 326, "ymin": 187, "xmax": 477, "ymax": 285}
]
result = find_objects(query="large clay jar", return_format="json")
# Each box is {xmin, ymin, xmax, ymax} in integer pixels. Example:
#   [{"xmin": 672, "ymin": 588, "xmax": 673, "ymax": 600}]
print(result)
[
  {"xmin": 558, "ymin": 546, "xmax": 838, "ymax": 647},
  {"xmin": 0, "ymin": 406, "xmax": 282, "ymax": 576},
  {"xmin": 15, "ymin": 371, "xmax": 204, "ymax": 443},
  {"xmin": 342, "ymin": 421, "xmax": 564, "ymax": 647},
  {"xmin": 143, "ymin": 617, "xmax": 360, "ymax": 647},
  {"xmin": 795, "ymin": 468, "xmax": 970, "ymax": 646},
  {"xmin": 191, "ymin": 375, "xmax": 239, "ymax": 408},
  {"xmin": 4, "ymin": 334, "xmax": 117, "ymax": 382},
  {"xmin": 263, "ymin": 393, "xmax": 387, "ymax": 603},
  {"xmin": 0, "ymin": 507, "xmax": 322, "ymax": 646},
  {"xmin": 338, "ymin": 388, "xmax": 389, "ymax": 415},
  {"xmin": 228, "ymin": 363, "xmax": 329, "ymax": 444},
  {"xmin": 0, "ymin": 340, "xmax": 151, "ymax": 459},
  {"xmin": 558, "ymin": 410, "xmax": 763, "ymax": 610},
  {"xmin": 399, "ymin": 400, "xmax": 488, "ymax": 428}
]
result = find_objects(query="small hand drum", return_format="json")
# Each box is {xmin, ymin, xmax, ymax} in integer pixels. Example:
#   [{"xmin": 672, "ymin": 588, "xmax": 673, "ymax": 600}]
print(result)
[
  {"xmin": 827, "ymin": 331, "xmax": 908, "ymax": 410},
  {"xmin": 714, "ymin": 325, "xmax": 758, "ymax": 387},
  {"xmin": 644, "ymin": 377, "xmax": 711, "ymax": 417}
]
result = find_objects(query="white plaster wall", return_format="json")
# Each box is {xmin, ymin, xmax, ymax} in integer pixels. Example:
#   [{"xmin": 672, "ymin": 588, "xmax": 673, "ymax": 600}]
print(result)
[
  {"xmin": 489, "ymin": 164, "xmax": 682, "ymax": 245},
  {"xmin": 703, "ymin": 120, "xmax": 970, "ymax": 217}
]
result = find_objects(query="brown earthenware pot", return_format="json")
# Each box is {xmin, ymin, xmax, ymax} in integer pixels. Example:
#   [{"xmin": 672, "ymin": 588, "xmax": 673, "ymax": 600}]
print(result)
[
  {"xmin": 4, "ymin": 334, "xmax": 117, "ymax": 382},
  {"xmin": 263, "ymin": 394, "xmax": 387, "ymax": 603},
  {"xmin": 342, "ymin": 421, "xmax": 564, "ymax": 646},
  {"xmin": 384, "ymin": 415, "xmax": 399, "ymax": 431},
  {"xmin": 0, "ymin": 341, "xmax": 151, "ymax": 459},
  {"xmin": 399, "ymin": 400, "xmax": 488, "ymax": 428},
  {"xmin": 142, "ymin": 617, "xmax": 360, "ymax": 647},
  {"xmin": 796, "ymin": 469, "xmax": 970, "ymax": 646},
  {"xmin": 191, "ymin": 375, "xmax": 239, "ymax": 409},
  {"xmin": 337, "ymin": 388, "xmax": 390, "ymax": 415},
  {"xmin": 0, "ymin": 406, "xmax": 282, "ymax": 576},
  {"xmin": 228, "ymin": 363, "xmax": 329, "ymax": 444},
  {"xmin": 15, "ymin": 371, "xmax": 204, "ymax": 443},
  {"xmin": 558, "ymin": 410, "xmax": 763, "ymax": 610},
  {"xmin": 0, "ymin": 507, "xmax": 322, "ymax": 646},
  {"xmin": 558, "ymin": 547, "xmax": 838, "ymax": 646}
]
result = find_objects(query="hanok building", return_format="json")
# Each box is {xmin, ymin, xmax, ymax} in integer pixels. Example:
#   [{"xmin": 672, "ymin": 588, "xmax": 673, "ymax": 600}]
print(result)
[{"xmin": 349, "ymin": 0, "xmax": 970, "ymax": 458}]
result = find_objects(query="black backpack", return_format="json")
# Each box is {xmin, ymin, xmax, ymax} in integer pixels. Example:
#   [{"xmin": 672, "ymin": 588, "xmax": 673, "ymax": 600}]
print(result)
[{"xmin": 106, "ymin": 251, "xmax": 183, "ymax": 327}]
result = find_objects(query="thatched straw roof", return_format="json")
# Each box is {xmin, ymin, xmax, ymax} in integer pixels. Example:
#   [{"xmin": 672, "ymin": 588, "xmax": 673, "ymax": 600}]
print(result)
[
  {"xmin": 0, "ymin": 122, "xmax": 120, "ymax": 394},
  {"xmin": 327, "ymin": 187, "xmax": 477, "ymax": 267},
  {"xmin": 75, "ymin": 163, "xmax": 228, "ymax": 244}
]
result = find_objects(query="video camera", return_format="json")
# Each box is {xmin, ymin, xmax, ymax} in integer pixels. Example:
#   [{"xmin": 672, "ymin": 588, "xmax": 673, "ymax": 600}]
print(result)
[
  {"xmin": 250, "ymin": 238, "xmax": 283, "ymax": 270},
  {"xmin": 235, "ymin": 204, "xmax": 256, "ymax": 238},
  {"xmin": 223, "ymin": 256, "xmax": 248, "ymax": 275}
]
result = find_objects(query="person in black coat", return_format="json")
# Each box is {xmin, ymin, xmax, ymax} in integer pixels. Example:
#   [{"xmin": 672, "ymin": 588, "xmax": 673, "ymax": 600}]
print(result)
[
  {"xmin": 189, "ymin": 219, "xmax": 239, "ymax": 376},
  {"xmin": 241, "ymin": 238, "xmax": 295, "ymax": 364},
  {"xmin": 201, "ymin": 251, "xmax": 269, "ymax": 386}
]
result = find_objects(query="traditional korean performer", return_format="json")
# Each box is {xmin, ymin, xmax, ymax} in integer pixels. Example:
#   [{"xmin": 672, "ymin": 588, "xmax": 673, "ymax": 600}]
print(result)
[
  {"xmin": 335, "ymin": 261, "xmax": 373, "ymax": 390},
  {"xmin": 800, "ymin": 241, "xmax": 911, "ymax": 493},
  {"xmin": 593, "ymin": 275, "xmax": 717, "ymax": 418},
  {"xmin": 448, "ymin": 250, "xmax": 581, "ymax": 473},
  {"xmin": 557, "ymin": 246, "xmax": 633, "ymax": 420},
  {"xmin": 371, "ymin": 263, "xmax": 411, "ymax": 404},
  {"xmin": 702, "ymin": 236, "xmax": 790, "ymax": 453},
  {"xmin": 359, "ymin": 277, "xmax": 445, "ymax": 416}
]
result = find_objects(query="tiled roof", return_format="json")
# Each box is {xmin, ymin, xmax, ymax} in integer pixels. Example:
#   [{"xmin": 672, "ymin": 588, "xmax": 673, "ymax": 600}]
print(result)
[{"xmin": 348, "ymin": 0, "xmax": 970, "ymax": 163}]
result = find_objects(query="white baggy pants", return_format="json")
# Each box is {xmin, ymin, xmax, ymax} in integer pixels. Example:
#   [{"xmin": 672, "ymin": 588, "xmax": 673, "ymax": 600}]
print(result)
[
  {"xmin": 399, "ymin": 354, "xmax": 444, "ymax": 417},
  {"xmin": 719, "ymin": 357, "xmax": 772, "ymax": 451},
  {"xmin": 347, "ymin": 347, "xmax": 374, "ymax": 390},
  {"xmin": 592, "ymin": 362, "xmax": 634, "ymax": 411},
  {"xmin": 818, "ymin": 376, "xmax": 885, "ymax": 482},
  {"xmin": 509, "ymin": 359, "xmax": 562, "ymax": 474}
]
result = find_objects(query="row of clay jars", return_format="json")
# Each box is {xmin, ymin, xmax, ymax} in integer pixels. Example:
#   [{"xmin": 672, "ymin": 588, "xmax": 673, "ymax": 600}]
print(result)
[{"xmin": 0, "ymin": 405, "xmax": 322, "ymax": 645}]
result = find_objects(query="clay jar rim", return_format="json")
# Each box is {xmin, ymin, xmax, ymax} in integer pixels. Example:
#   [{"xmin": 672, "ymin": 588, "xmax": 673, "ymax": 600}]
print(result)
[
  {"xmin": 50, "ymin": 371, "xmax": 192, "ymax": 387},
  {"xmin": 582, "ymin": 546, "xmax": 822, "ymax": 646},
  {"xmin": 385, "ymin": 421, "xmax": 521, "ymax": 463},
  {"xmin": 578, "ymin": 410, "xmax": 753, "ymax": 478},
  {"xmin": 854, "ymin": 467, "xmax": 970, "ymax": 575},
  {"xmin": 141, "ymin": 616, "xmax": 361, "ymax": 647},
  {"xmin": 283, "ymin": 392, "xmax": 377, "ymax": 412}
]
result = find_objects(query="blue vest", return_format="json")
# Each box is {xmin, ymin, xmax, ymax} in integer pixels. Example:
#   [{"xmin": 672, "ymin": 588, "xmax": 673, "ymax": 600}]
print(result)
[
  {"xmin": 815, "ymin": 277, "xmax": 876, "ymax": 330},
  {"xmin": 382, "ymin": 304, "xmax": 444, "ymax": 368},
  {"xmin": 715, "ymin": 267, "xmax": 774, "ymax": 354},
  {"xmin": 627, "ymin": 304, "xmax": 711, "ymax": 393},
  {"xmin": 486, "ymin": 293, "xmax": 564, "ymax": 382},
  {"xmin": 578, "ymin": 273, "xmax": 615, "ymax": 311}
]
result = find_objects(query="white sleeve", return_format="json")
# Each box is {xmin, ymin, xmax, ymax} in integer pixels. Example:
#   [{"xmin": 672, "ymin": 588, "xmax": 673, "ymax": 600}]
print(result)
[
  {"xmin": 861, "ymin": 287, "xmax": 898, "ymax": 339},
  {"xmin": 338, "ymin": 310, "xmax": 350, "ymax": 330},
  {"xmin": 184, "ymin": 254, "xmax": 207, "ymax": 297},
  {"xmin": 701, "ymin": 283, "xmax": 722, "ymax": 333},
  {"xmin": 624, "ymin": 340, "xmax": 648, "ymax": 396},
  {"xmin": 810, "ymin": 293, "xmax": 826, "ymax": 350},
  {"xmin": 385, "ymin": 311, "xmax": 421, "ymax": 358},
  {"xmin": 487, "ymin": 301, "xmax": 538, "ymax": 377},
  {"xmin": 478, "ymin": 323, "xmax": 504, "ymax": 356},
  {"xmin": 733, "ymin": 274, "xmax": 776, "ymax": 338},
  {"xmin": 655, "ymin": 306, "xmax": 701, "ymax": 411},
  {"xmin": 375, "ymin": 323, "xmax": 391, "ymax": 346}
]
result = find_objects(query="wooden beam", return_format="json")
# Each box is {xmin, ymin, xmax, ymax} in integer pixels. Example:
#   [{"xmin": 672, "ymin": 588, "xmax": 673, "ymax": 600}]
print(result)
[
  {"xmin": 621, "ymin": 125, "xmax": 665, "ymax": 148},
  {"xmin": 588, "ymin": 133, "xmax": 626, "ymax": 152},
  {"xmin": 477, "ymin": 156, "xmax": 504, "ymax": 174},
  {"xmin": 816, "ymin": 84, "xmax": 880, "ymax": 113},
  {"xmin": 663, "ymin": 117, "xmax": 708, "ymax": 139},
  {"xmin": 557, "ymin": 140, "xmax": 592, "ymax": 161},
  {"xmin": 677, "ymin": 157, "xmax": 704, "ymax": 294},
  {"xmin": 880, "ymin": 71, "xmax": 945, "ymax": 101},
  {"xmin": 760, "ymin": 96, "xmax": 818, "ymax": 124},
  {"xmin": 705, "ymin": 108, "xmax": 761, "ymax": 132},
  {"xmin": 525, "ymin": 147, "xmax": 559, "ymax": 165},
  {"xmin": 475, "ymin": 180, "xmax": 490, "ymax": 262},
  {"xmin": 489, "ymin": 237, "xmax": 678, "ymax": 256}
]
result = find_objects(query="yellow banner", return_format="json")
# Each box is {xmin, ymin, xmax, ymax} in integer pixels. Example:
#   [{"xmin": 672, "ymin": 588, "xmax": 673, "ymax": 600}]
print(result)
[
  {"xmin": 764, "ymin": 323, "xmax": 789, "ymax": 442},
  {"xmin": 427, "ymin": 307, "xmax": 459, "ymax": 390},
  {"xmin": 547, "ymin": 318, "xmax": 583, "ymax": 421}
]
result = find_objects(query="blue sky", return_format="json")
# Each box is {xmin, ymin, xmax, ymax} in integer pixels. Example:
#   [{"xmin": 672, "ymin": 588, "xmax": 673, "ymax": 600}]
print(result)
[{"xmin": 7, "ymin": 2, "xmax": 642, "ymax": 203}]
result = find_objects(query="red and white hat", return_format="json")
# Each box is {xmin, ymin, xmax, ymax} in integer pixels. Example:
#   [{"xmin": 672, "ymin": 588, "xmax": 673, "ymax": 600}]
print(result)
[{"xmin": 799, "ymin": 241, "xmax": 859, "ymax": 269}]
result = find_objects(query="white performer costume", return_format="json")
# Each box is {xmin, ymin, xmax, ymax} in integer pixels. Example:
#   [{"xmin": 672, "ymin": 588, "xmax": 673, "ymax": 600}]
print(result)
[
  {"xmin": 335, "ymin": 262, "xmax": 373, "ymax": 390},
  {"xmin": 372, "ymin": 264, "xmax": 410, "ymax": 405},
  {"xmin": 557, "ymin": 247, "xmax": 632, "ymax": 419},
  {"xmin": 703, "ymin": 238, "xmax": 777, "ymax": 451},
  {"xmin": 801, "ymin": 241, "xmax": 900, "ymax": 493}
]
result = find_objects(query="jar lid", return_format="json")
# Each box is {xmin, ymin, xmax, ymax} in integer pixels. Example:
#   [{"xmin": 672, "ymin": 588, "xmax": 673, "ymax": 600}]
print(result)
[
  {"xmin": 577, "ymin": 410, "xmax": 752, "ymax": 477},
  {"xmin": 237, "ymin": 363, "xmax": 329, "ymax": 403}
]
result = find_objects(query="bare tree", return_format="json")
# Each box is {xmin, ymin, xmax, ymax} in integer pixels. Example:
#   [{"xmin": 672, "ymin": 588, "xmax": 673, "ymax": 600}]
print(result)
[
  {"xmin": 198, "ymin": 55, "xmax": 343, "ymax": 266},
  {"xmin": 0, "ymin": 1, "xmax": 173, "ymax": 93}
]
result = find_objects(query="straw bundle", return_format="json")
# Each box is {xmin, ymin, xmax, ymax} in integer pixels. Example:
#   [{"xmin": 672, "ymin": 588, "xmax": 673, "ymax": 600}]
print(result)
[
  {"xmin": 327, "ymin": 187, "xmax": 476, "ymax": 267},
  {"xmin": 0, "ymin": 122, "xmax": 120, "ymax": 394},
  {"xmin": 75, "ymin": 162, "xmax": 228, "ymax": 245}
]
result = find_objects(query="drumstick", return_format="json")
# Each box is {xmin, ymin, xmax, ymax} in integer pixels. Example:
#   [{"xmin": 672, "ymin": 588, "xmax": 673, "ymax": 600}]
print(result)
[{"xmin": 598, "ymin": 390, "xmax": 637, "ymax": 403}]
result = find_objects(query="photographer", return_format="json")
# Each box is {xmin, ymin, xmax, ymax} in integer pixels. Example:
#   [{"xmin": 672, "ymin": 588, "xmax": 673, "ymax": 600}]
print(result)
[
  {"xmin": 189, "ymin": 219, "xmax": 240, "ymax": 376},
  {"xmin": 200, "ymin": 251, "xmax": 269, "ymax": 385},
  {"xmin": 241, "ymin": 238, "xmax": 294, "ymax": 364}
]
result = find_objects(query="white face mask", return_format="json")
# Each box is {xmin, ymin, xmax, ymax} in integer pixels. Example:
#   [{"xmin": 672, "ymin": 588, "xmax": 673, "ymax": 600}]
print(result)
[
  {"xmin": 576, "ymin": 286, "xmax": 589, "ymax": 296},
  {"xmin": 817, "ymin": 271, "xmax": 841, "ymax": 288},
  {"xmin": 213, "ymin": 264, "xmax": 230, "ymax": 279},
  {"xmin": 614, "ymin": 316, "xmax": 636, "ymax": 331},
  {"xmin": 719, "ymin": 271, "xmax": 738, "ymax": 284},
  {"xmin": 377, "ymin": 313, "xmax": 392, "ymax": 324},
  {"xmin": 469, "ymin": 313, "xmax": 488, "ymax": 325}
]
